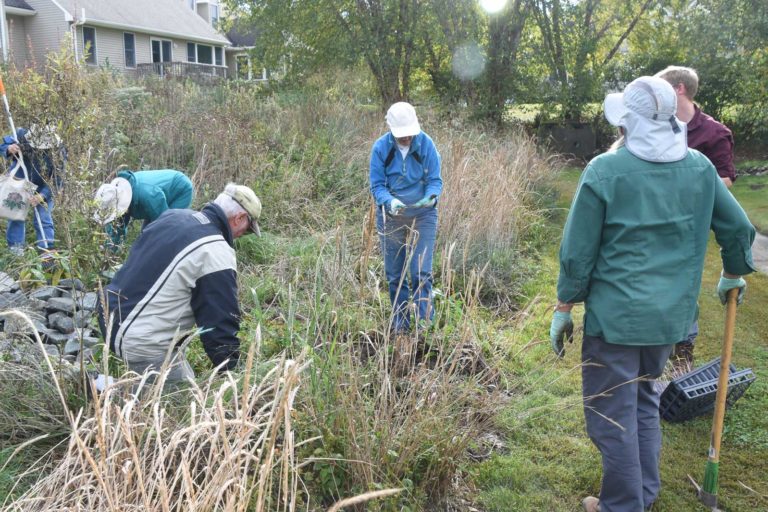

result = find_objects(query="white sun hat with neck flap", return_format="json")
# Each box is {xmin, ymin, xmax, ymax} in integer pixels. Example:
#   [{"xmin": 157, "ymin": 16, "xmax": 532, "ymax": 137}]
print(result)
[
  {"xmin": 93, "ymin": 177, "xmax": 132, "ymax": 224},
  {"xmin": 386, "ymin": 102, "xmax": 421, "ymax": 139},
  {"xmin": 603, "ymin": 76, "xmax": 688, "ymax": 163}
]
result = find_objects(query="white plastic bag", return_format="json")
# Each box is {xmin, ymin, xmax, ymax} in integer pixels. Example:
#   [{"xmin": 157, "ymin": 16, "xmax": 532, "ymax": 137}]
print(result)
[{"xmin": 0, "ymin": 171, "xmax": 35, "ymax": 221}]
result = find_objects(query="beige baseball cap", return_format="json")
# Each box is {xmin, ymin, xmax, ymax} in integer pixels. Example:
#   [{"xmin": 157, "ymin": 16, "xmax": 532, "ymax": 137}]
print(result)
[{"xmin": 225, "ymin": 184, "xmax": 262, "ymax": 236}]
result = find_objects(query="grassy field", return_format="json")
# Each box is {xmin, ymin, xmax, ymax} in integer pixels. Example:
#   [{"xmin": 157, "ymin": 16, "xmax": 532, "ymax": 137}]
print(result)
[
  {"xmin": 473, "ymin": 167, "xmax": 768, "ymax": 511},
  {"xmin": 732, "ymin": 173, "xmax": 768, "ymax": 233}
]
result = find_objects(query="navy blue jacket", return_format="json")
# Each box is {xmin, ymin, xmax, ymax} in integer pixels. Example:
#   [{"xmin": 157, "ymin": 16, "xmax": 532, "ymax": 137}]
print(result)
[{"xmin": 102, "ymin": 203, "xmax": 240, "ymax": 369}]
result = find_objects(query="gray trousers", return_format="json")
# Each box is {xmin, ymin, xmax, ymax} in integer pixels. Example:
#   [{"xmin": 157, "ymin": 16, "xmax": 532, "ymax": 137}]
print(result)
[
  {"xmin": 127, "ymin": 350, "xmax": 195, "ymax": 386},
  {"xmin": 582, "ymin": 335, "xmax": 674, "ymax": 512}
]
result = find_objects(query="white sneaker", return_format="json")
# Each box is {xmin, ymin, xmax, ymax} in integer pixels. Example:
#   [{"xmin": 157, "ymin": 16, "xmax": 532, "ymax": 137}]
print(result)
[{"xmin": 9, "ymin": 245, "xmax": 24, "ymax": 257}]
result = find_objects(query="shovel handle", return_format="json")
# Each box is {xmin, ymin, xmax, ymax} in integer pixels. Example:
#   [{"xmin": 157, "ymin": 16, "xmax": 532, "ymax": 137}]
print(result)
[{"xmin": 708, "ymin": 287, "xmax": 739, "ymax": 463}]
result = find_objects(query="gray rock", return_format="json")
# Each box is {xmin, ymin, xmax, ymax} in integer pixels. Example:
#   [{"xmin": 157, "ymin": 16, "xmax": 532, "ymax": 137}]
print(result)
[
  {"xmin": 74, "ymin": 348, "xmax": 94, "ymax": 367},
  {"xmin": 0, "ymin": 292, "xmax": 26, "ymax": 310},
  {"xmin": 72, "ymin": 327, "xmax": 92, "ymax": 337},
  {"xmin": 52, "ymin": 315, "xmax": 76, "ymax": 334},
  {"xmin": 82, "ymin": 337, "xmax": 102, "ymax": 350},
  {"xmin": 46, "ymin": 297, "xmax": 77, "ymax": 314},
  {"xmin": 0, "ymin": 272, "xmax": 15, "ymax": 294},
  {"xmin": 58, "ymin": 278, "xmax": 85, "ymax": 291},
  {"xmin": 27, "ymin": 298, "xmax": 47, "ymax": 311},
  {"xmin": 80, "ymin": 292, "xmax": 99, "ymax": 312},
  {"xmin": 74, "ymin": 310, "xmax": 93, "ymax": 328},
  {"xmin": 31, "ymin": 286, "xmax": 59, "ymax": 301},
  {"xmin": 60, "ymin": 290, "xmax": 84, "ymax": 300},
  {"xmin": 44, "ymin": 344, "xmax": 60, "ymax": 358},
  {"xmin": 42, "ymin": 328, "xmax": 71, "ymax": 345},
  {"xmin": 47, "ymin": 311, "xmax": 68, "ymax": 325},
  {"xmin": 2, "ymin": 312, "xmax": 46, "ymax": 336},
  {"xmin": 63, "ymin": 338, "xmax": 82, "ymax": 356}
]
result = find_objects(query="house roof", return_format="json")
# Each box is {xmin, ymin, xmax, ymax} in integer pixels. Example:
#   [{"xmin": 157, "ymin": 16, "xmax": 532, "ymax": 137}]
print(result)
[
  {"xmin": 4, "ymin": 0, "xmax": 34, "ymax": 10},
  {"xmin": 225, "ymin": 26, "xmax": 257, "ymax": 49},
  {"xmin": 57, "ymin": 0, "xmax": 229, "ymax": 45}
]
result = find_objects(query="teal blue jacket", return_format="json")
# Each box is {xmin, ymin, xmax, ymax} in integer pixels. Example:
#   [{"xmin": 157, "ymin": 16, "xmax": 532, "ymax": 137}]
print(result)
[
  {"xmin": 557, "ymin": 146, "xmax": 755, "ymax": 346},
  {"xmin": 108, "ymin": 170, "xmax": 194, "ymax": 245}
]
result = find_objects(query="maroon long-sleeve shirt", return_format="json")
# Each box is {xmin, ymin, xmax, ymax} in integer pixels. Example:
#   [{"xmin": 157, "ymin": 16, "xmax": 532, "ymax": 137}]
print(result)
[{"xmin": 687, "ymin": 106, "xmax": 736, "ymax": 181}]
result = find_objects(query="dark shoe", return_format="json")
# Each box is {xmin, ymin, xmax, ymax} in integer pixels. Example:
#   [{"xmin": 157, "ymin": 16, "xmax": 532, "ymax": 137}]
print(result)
[{"xmin": 582, "ymin": 496, "xmax": 600, "ymax": 512}]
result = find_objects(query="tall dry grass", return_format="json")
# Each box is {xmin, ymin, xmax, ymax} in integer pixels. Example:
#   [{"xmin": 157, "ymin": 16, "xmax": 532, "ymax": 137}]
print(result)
[{"xmin": 3, "ymin": 331, "xmax": 316, "ymax": 512}]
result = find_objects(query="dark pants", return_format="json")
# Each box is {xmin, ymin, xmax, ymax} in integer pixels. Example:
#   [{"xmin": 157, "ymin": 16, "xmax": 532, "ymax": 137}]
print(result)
[
  {"xmin": 582, "ymin": 335, "xmax": 674, "ymax": 512},
  {"xmin": 376, "ymin": 207, "xmax": 437, "ymax": 332}
]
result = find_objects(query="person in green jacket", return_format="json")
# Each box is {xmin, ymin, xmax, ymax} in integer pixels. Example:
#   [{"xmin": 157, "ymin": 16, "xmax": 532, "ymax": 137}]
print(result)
[
  {"xmin": 549, "ymin": 76, "xmax": 755, "ymax": 512},
  {"xmin": 93, "ymin": 169, "xmax": 194, "ymax": 246}
]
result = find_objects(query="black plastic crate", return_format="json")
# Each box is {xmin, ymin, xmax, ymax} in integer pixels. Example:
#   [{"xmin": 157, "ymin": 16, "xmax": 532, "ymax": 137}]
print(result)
[{"xmin": 659, "ymin": 357, "xmax": 756, "ymax": 423}]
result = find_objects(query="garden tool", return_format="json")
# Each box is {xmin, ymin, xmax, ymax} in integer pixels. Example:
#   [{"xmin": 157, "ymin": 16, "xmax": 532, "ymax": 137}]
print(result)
[
  {"xmin": 687, "ymin": 287, "xmax": 739, "ymax": 511},
  {"xmin": 0, "ymin": 74, "xmax": 51, "ymax": 250}
]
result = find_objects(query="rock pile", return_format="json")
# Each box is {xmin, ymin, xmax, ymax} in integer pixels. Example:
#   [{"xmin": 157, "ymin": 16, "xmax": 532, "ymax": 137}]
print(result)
[{"xmin": 0, "ymin": 271, "xmax": 103, "ymax": 365}]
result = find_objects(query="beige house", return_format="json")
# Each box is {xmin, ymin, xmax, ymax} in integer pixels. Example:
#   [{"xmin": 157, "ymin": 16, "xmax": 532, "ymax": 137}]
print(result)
[{"xmin": 0, "ymin": 0, "xmax": 233, "ymax": 78}]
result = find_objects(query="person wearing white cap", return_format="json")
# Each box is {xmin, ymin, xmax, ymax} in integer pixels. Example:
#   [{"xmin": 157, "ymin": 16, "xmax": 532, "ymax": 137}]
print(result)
[
  {"xmin": 0, "ymin": 124, "xmax": 66, "ymax": 256},
  {"xmin": 548, "ymin": 76, "xmax": 755, "ymax": 512},
  {"xmin": 93, "ymin": 169, "xmax": 194, "ymax": 247},
  {"xmin": 98, "ymin": 183, "xmax": 262, "ymax": 384},
  {"xmin": 369, "ymin": 101, "xmax": 442, "ymax": 333}
]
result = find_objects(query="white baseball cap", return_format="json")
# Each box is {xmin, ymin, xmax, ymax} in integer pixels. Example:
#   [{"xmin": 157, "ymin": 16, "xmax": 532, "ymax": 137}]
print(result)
[
  {"xmin": 93, "ymin": 177, "xmax": 132, "ymax": 224},
  {"xmin": 603, "ymin": 76, "xmax": 687, "ymax": 163},
  {"xmin": 386, "ymin": 102, "xmax": 421, "ymax": 139}
]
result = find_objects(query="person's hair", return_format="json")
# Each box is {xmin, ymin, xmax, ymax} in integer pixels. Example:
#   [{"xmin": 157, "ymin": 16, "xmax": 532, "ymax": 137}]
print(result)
[
  {"xmin": 655, "ymin": 66, "xmax": 699, "ymax": 100},
  {"xmin": 609, "ymin": 135, "xmax": 625, "ymax": 152},
  {"xmin": 214, "ymin": 183, "xmax": 247, "ymax": 218}
]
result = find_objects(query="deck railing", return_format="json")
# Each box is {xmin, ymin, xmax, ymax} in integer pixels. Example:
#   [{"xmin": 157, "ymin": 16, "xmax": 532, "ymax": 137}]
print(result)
[{"xmin": 136, "ymin": 61, "xmax": 228, "ymax": 81}]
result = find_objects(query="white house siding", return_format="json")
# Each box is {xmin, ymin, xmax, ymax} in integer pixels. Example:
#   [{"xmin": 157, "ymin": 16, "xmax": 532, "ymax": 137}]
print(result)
[
  {"xmin": 6, "ymin": 15, "xmax": 29, "ymax": 65},
  {"xmin": 76, "ymin": 25, "xmax": 127, "ymax": 70},
  {"xmin": 75, "ymin": 27, "xmax": 225, "ymax": 75},
  {"xmin": 24, "ymin": 0, "xmax": 71, "ymax": 68}
]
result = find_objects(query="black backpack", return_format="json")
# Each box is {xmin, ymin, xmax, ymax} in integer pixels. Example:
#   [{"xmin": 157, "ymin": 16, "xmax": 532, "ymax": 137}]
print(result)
[{"xmin": 383, "ymin": 145, "xmax": 423, "ymax": 168}]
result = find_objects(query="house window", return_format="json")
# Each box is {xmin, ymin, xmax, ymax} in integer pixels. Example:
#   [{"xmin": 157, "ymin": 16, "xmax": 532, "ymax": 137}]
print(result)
[
  {"xmin": 214, "ymin": 47, "xmax": 223, "ymax": 67},
  {"xmin": 124, "ymin": 33, "xmax": 136, "ymax": 68},
  {"xmin": 151, "ymin": 39, "xmax": 172, "ymax": 63},
  {"xmin": 197, "ymin": 44, "xmax": 213, "ymax": 65},
  {"xmin": 187, "ymin": 42, "xmax": 196, "ymax": 62},
  {"xmin": 210, "ymin": 4, "xmax": 220, "ymax": 28},
  {"xmin": 236, "ymin": 55, "xmax": 250, "ymax": 80},
  {"xmin": 82, "ymin": 26, "xmax": 96, "ymax": 64}
]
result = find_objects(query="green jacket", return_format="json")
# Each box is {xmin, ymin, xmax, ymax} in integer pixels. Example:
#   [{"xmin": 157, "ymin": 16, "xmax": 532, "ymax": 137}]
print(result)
[
  {"xmin": 557, "ymin": 146, "xmax": 755, "ymax": 346},
  {"xmin": 107, "ymin": 170, "xmax": 194, "ymax": 246}
]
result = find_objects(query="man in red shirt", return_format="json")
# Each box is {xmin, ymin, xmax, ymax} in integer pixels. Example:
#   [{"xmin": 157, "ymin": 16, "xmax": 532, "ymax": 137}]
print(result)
[
  {"xmin": 656, "ymin": 66, "xmax": 738, "ymax": 368},
  {"xmin": 657, "ymin": 66, "xmax": 736, "ymax": 187}
]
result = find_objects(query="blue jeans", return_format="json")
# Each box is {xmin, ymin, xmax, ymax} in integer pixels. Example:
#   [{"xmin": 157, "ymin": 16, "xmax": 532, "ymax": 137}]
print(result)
[
  {"xmin": 376, "ymin": 207, "xmax": 437, "ymax": 332},
  {"xmin": 6, "ymin": 198, "xmax": 54, "ymax": 250},
  {"xmin": 582, "ymin": 335, "xmax": 674, "ymax": 512}
]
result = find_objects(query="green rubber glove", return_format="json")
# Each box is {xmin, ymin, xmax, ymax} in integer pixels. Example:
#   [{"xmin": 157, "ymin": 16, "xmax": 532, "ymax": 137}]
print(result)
[
  {"xmin": 388, "ymin": 198, "xmax": 406, "ymax": 215},
  {"xmin": 550, "ymin": 310, "xmax": 574, "ymax": 358},
  {"xmin": 717, "ymin": 274, "xmax": 746, "ymax": 304},
  {"xmin": 413, "ymin": 195, "xmax": 437, "ymax": 208}
]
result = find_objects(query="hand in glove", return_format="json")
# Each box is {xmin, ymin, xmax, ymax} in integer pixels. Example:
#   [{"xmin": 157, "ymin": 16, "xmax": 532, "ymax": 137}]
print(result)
[
  {"xmin": 549, "ymin": 310, "xmax": 574, "ymax": 358},
  {"xmin": 388, "ymin": 198, "xmax": 406, "ymax": 215},
  {"xmin": 717, "ymin": 274, "xmax": 746, "ymax": 305},
  {"xmin": 412, "ymin": 195, "xmax": 437, "ymax": 208}
]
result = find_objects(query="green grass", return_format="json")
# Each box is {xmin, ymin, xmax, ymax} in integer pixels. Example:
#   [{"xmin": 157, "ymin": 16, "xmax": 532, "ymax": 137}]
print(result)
[
  {"xmin": 731, "ymin": 174, "xmax": 768, "ymax": 233},
  {"xmin": 474, "ymin": 166, "xmax": 768, "ymax": 511}
]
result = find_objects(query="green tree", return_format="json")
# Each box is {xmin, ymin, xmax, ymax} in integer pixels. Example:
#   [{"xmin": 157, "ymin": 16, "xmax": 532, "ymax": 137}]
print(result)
[
  {"xmin": 527, "ymin": 0, "xmax": 656, "ymax": 120},
  {"xmin": 225, "ymin": 0, "xmax": 429, "ymax": 105}
]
